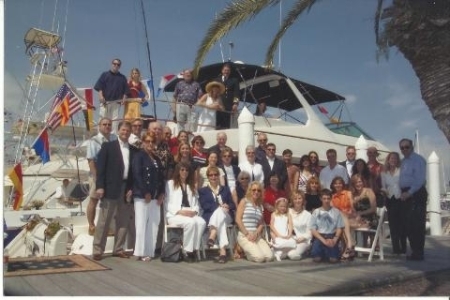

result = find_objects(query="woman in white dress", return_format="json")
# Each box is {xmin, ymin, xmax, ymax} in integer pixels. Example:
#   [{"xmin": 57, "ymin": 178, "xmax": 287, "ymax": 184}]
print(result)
[
  {"xmin": 196, "ymin": 81, "xmax": 225, "ymax": 132},
  {"xmin": 165, "ymin": 162, "xmax": 206, "ymax": 261},
  {"xmin": 288, "ymin": 191, "xmax": 312, "ymax": 260}
]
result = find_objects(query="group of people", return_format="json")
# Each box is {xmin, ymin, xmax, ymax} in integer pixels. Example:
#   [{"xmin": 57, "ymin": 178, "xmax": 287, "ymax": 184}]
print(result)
[{"xmin": 88, "ymin": 58, "xmax": 427, "ymax": 264}]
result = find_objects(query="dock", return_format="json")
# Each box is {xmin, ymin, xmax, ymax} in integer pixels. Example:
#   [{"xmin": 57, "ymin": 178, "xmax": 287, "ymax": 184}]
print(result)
[{"xmin": 4, "ymin": 235, "xmax": 450, "ymax": 296}]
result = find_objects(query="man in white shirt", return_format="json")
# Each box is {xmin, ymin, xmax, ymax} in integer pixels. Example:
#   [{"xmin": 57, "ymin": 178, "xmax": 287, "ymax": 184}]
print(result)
[
  {"xmin": 319, "ymin": 149, "xmax": 349, "ymax": 190},
  {"xmin": 86, "ymin": 118, "xmax": 117, "ymax": 236},
  {"xmin": 239, "ymin": 145, "xmax": 264, "ymax": 184},
  {"xmin": 128, "ymin": 118, "xmax": 143, "ymax": 148},
  {"xmin": 339, "ymin": 146, "xmax": 356, "ymax": 178}
]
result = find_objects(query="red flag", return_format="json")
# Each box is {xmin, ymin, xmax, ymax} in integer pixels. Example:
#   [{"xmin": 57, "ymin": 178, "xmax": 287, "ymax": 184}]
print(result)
[
  {"xmin": 8, "ymin": 163, "xmax": 23, "ymax": 210},
  {"xmin": 47, "ymin": 83, "xmax": 82, "ymax": 131},
  {"xmin": 318, "ymin": 105, "xmax": 328, "ymax": 115},
  {"xmin": 78, "ymin": 88, "xmax": 94, "ymax": 131}
]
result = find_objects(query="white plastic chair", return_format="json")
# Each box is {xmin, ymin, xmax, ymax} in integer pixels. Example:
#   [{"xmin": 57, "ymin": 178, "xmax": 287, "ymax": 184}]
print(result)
[{"xmin": 354, "ymin": 207, "xmax": 387, "ymax": 262}]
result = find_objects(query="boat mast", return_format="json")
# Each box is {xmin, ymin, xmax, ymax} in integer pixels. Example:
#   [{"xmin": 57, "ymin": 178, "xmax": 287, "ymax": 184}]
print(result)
[{"xmin": 139, "ymin": 0, "xmax": 157, "ymax": 119}]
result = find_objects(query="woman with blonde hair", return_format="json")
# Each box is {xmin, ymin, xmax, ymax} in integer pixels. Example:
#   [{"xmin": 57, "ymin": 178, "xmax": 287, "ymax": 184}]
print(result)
[
  {"xmin": 381, "ymin": 152, "xmax": 406, "ymax": 254},
  {"xmin": 235, "ymin": 181, "xmax": 274, "ymax": 263},
  {"xmin": 196, "ymin": 81, "xmax": 225, "ymax": 132},
  {"xmin": 124, "ymin": 68, "xmax": 148, "ymax": 120},
  {"xmin": 288, "ymin": 191, "xmax": 312, "ymax": 260}
]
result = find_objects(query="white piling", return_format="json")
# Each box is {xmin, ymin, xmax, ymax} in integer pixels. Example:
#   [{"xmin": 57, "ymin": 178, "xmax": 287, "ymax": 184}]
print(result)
[
  {"xmin": 237, "ymin": 107, "xmax": 255, "ymax": 164},
  {"xmin": 427, "ymin": 151, "xmax": 442, "ymax": 236},
  {"xmin": 355, "ymin": 135, "xmax": 368, "ymax": 162}
]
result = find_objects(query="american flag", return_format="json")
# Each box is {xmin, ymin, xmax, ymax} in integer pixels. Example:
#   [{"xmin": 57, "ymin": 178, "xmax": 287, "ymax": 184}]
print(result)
[{"xmin": 47, "ymin": 83, "xmax": 82, "ymax": 131}]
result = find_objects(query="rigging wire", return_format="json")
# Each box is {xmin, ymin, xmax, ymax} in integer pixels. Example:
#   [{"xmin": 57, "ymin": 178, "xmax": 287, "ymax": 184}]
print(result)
[
  {"xmin": 133, "ymin": 0, "xmax": 142, "ymax": 71},
  {"xmin": 60, "ymin": 0, "xmax": 70, "ymax": 54},
  {"xmin": 139, "ymin": 0, "xmax": 157, "ymax": 119},
  {"xmin": 51, "ymin": 0, "xmax": 59, "ymax": 32}
]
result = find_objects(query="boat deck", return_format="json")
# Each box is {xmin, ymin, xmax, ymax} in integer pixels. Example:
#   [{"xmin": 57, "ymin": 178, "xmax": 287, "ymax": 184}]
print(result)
[{"xmin": 4, "ymin": 235, "xmax": 450, "ymax": 296}]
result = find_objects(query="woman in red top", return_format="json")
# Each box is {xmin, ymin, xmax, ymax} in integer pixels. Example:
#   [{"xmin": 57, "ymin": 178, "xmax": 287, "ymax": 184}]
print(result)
[
  {"xmin": 330, "ymin": 176, "xmax": 356, "ymax": 260},
  {"xmin": 169, "ymin": 130, "xmax": 189, "ymax": 156},
  {"xmin": 263, "ymin": 173, "xmax": 287, "ymax": 225},
  {"xmin": 124, "ymin": 68, "xmax": 148, "ymax": 120}
]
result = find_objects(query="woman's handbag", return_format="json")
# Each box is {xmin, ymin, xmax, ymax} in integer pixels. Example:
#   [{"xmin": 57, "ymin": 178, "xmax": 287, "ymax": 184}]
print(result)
[{"xmin": 160, "ymin": 237, "xmax": 183, "ymax": 262}]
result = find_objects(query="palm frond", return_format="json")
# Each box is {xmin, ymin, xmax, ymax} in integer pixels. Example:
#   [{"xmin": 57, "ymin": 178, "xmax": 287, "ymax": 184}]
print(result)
[
  {"xmin": 193, "ymin": 0, "xmax": 279, "ymax": 75},
  {"xmin": 264, "ymin": 0, "xmax": 318, "ymax": 69},
  {"xmin": 374, "ymin": 0, "xmax": 388, "ymax": 61}
]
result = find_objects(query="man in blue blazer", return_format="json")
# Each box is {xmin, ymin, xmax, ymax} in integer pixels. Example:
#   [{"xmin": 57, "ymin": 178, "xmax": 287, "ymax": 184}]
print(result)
[{"xmin": 92, "ymin": 121, "xmax": 139, "ymax": 261}]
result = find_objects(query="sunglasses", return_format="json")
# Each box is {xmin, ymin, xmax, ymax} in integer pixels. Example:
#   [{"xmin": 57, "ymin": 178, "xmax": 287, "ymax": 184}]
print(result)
[
  {"xmin": 400, "ymin": 146, "xmax": 410, "ymax": 150},
  {"xmin": 240, "ymin": 177, "xmax": 249, "ymax": 180},
  {"xmin": 258, "ymin": 139, "xmax": 267, "ymax": 142},
  {"xmin": 267, "ymin": 148, "xmax": 275, "ymax": 152},
  {"xmin": 252, "ymin": 189, "xmax": 262, "ymax": 192}
]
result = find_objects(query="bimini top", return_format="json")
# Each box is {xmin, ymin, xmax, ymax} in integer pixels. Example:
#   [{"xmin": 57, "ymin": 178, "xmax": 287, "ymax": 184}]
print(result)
[{"xmin": 163, "ymin": 62, "xmax": 345, "ymax": 112}]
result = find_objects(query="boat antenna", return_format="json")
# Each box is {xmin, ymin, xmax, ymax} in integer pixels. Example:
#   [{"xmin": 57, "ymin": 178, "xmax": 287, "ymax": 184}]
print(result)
[
  {"xmin": 228, "ymin": 42, "xmax": 234, "ymax": 62},
  {"xmin": 139, "ymin": 0, "xmax": 157, "ymax": 119},
  {"xmin": 215, "ymin": 13, "xmax": 225, "ymax": 62},
  {"xmin": 278, "ymin": 0, "xmax": 282, "ymax": 71},
  {"xmin": 415, "ymin": 129, "xmax": 420, "ymax": 154}
]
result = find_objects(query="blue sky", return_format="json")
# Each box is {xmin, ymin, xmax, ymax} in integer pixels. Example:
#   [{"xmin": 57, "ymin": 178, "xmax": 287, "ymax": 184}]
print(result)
[{"xmin": 4, "ymin": 0, "xmax": 450, "ymax": 182}]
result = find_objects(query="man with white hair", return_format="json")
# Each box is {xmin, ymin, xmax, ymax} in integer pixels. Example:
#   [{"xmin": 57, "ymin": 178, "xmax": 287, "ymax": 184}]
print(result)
[{"xmin": 208, "ymin": 132, "xmax": 235, "ymax": 165}]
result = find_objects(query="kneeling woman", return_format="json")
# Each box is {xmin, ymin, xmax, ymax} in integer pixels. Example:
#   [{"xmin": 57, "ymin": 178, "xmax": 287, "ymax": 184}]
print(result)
[
  {"xmin": 235, "ymin": 181, "xmax": 274, "ymax": 263},
  {"xmin": 166, "ymin": 162, "xmax": 206, "ymax": 261},
  {"xmin": 198, "ymin": 166, "xmax": 236, "ymax": 263}
]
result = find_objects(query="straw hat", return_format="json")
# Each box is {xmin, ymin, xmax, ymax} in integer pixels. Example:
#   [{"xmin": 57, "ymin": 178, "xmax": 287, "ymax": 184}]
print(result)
[{"xmin": 205, "ymin": 81, "xmax": 225, "ymax": 94}]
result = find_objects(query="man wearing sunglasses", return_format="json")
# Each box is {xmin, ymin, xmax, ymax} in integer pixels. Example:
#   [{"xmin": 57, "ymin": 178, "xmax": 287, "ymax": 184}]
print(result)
[
  {"xmin": 399, "ymin": 138, "xmax": 427, "ymax": 261},
  {"xmin": 94, "ymin": 58, "xmax": 129, "ymax": 131}
]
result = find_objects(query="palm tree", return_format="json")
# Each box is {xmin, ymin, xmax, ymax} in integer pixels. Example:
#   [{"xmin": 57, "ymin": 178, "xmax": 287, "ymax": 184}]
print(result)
[{"xmin": 194, "ymin": 0, "xmax": 450, "ymax": 143}]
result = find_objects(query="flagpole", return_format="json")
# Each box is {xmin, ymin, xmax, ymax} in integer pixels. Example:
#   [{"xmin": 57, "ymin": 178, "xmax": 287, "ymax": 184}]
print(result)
[
  {"xmin": 69, "ymin": 116, "xmax": 84, "ymax": 216},
  {"xmin": 139, "ymin": 0, "xmax": 157, "ymax": 119}
]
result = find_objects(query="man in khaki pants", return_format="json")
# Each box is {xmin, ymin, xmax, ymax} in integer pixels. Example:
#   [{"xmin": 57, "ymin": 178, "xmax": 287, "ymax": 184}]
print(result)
[{"xmin": 92, "ymin": 121, "xmax": 138, "ymax": 261}]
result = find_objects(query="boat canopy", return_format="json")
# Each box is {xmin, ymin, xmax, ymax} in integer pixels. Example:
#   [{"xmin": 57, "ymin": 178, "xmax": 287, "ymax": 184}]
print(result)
[
  {"xmin": 163, "ymin": 62, "xmax": 345, "ymax": 112},
  {"xmin": 24, "ymin": 28, "xmax": 61, "ymax": 55}
]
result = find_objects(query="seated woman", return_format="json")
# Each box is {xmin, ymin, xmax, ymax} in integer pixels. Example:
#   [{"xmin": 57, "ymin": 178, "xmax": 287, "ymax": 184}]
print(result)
[
  {"xmin": 198, "ymin": 166, "xmax": 236, "ymax": 264},
  {"xmin": 305, "ymin": 177, "xmax": 322, "ymax": 212},
  {"xmin": 270, "ymin": 197, "xmax": 296, "ymax": 261},
  {"xmin": 288, "ymin": 191, "xmax": 312, "ymax": 260},
  {"xmin": 235, "ymin": 181, "xmax": 274, "ymax": 263},
  {"xmin": 165, "ymin": 162, "xmax": 206, "ymax": 262},
  {"xmin": 232, "ymin": 171, "xmax": 251, "ymax": 206},
  {"xmin": 350, "ymin": 174, "xmax": 377, "ymax": 229},
  {"xmin": 263, "ymin": 172, "xmax": 287, "ymax": 225},
  {"xmin": 309, "ymin": 189, "xmax": 345, "ymax": 263},
  {"xmin": 330, "ymin": 176, "xmax": 356, "ymax": 261},
  {"xmin": 198, "ymin": 151, "xmax": 225, "ymax": 188}
]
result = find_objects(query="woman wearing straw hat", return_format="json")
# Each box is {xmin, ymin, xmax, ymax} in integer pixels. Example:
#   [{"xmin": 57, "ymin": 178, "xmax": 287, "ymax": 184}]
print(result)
[{"xmin": 196, "ymin": 81, "xmax": 225, "ymax": 132}]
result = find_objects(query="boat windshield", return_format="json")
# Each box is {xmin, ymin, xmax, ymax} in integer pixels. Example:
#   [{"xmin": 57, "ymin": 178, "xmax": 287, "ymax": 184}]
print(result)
[{"xmin": 325, "ymin": 122, "xmax": 375, "ymax": 140}]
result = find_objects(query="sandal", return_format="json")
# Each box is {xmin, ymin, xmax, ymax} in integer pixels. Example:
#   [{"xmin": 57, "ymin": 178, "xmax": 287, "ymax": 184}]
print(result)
[
  {"xmin": 341, "ymin": 248, "xmax": 354, "ymax": 261},
  {"xmin": 216, "ymin": 255, "xmax": 227, "ymax": 264},
  {"xmin": 207, "ymin": 238, "xmax": 215, "ymax": 248},
  {"xmin": 138, "ymin": 256, "xmax": 151, "ymax": 262}
]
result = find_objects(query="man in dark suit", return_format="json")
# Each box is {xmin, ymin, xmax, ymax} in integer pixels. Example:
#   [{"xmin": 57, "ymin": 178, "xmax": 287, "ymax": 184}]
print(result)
[
  {"xmin": 339, "ymin": 146, "xmax": 356, "ymax": 179},
  {"xmin": 92, "ymin": 121, "xmax": 138, "ymax": 261},
  {"xmin": 216, "ymin": 63, "xmax": 240, "ymax": 129},
  {"xmin": 260, "ymin": 143, "xmax": 289, "ymax": 193}
]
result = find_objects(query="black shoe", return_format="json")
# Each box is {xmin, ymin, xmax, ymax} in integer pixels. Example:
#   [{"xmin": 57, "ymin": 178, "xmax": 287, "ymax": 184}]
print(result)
[{"xmin": 406, "ymin": 254, "xmax": 424, "ymax": 261}]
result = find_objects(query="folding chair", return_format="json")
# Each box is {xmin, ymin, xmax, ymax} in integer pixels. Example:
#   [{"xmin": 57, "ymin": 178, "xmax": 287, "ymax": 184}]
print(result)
[
  {"xmin": 354, "ymin": 207, "xmax": 387, "ymax": 262},
  {"xmin": 200, "ymin": 224, "xmax": 237, "ymax": 260}
]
